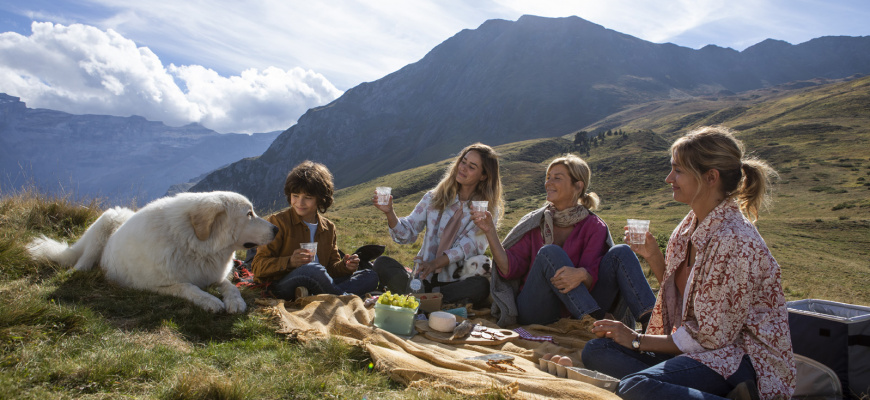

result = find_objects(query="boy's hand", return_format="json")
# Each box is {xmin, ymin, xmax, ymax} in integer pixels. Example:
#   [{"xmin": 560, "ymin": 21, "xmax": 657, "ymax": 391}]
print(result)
[
  {"xmin": 290, "ymin": 248, "xmax": 314, "ymax": 268},
  {"xmin": 343, "ymin": 253, "xmax": 360, "ymax": 273}
]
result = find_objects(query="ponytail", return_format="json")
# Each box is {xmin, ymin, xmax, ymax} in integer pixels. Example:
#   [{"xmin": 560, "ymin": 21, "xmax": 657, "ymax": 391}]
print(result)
[
  {"xmin": 580, "ymin": 191, "xmax": 600, "ymax": 211},
  {"xmin": 671, "ymin": 126, "xmax": 779, "ymax": 223},
  {"xmin": 735, "ymin": 159, "xmax": 778, "ymax": 223}
]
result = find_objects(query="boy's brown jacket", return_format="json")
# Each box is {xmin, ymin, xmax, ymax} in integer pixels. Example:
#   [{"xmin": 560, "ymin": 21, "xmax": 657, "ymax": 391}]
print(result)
[{"xmin": 251, "ymin": 208, "xmax": 348, "ymax": 283}]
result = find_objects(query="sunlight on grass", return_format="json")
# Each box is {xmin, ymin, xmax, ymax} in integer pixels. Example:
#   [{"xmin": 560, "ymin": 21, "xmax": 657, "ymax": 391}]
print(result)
[
  {"xmin": 3, "ymin": 76, "xmax": 870, "ymax": 398},
  {"xmin": 0, "ymin": 190, "xmax": 494, "ymax": 399}
]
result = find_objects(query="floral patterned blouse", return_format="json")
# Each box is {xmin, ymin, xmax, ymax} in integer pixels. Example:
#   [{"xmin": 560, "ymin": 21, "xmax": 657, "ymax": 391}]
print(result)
[
  {"xmin": 647, "ymin": 200, "xmax": 796, "ymax": 400},
  {"xmin": 390, "ymin": 191, "xmax": 493, "ymax": 283}
]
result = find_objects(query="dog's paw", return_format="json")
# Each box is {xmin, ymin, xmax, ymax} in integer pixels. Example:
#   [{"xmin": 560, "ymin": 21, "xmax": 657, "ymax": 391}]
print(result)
[
  {"xmin": 197, "ymin": 295, "xmax": 227, "ymax": 313},
  {"xmin": 223, "ymin": 295, "xmax": 247, "ymax": 314}
]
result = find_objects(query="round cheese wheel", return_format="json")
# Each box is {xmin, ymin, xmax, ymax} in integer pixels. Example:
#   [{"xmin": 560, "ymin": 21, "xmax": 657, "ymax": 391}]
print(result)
[{"xmin": 428, "ymin": 311, "xmax": 457, "ymax": 332}]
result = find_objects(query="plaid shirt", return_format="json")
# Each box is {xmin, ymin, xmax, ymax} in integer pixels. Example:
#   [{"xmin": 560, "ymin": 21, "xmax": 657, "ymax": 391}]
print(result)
[{"xmin": 390, "ymin": 191, "xmax": 492, "ymax": 283}]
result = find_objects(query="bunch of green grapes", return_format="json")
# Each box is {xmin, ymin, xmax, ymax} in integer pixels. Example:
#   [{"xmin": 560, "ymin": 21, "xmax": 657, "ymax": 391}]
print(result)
[{"xmin": 377, "ymin": 291, "xmax": 419, "ymax": 309}]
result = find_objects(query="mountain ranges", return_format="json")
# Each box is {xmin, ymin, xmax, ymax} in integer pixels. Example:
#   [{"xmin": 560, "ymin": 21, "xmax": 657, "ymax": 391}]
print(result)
[
  {"xmin": 188, "ymin": 15, "xmax": 870, "ymax": 210},
  {"xmin": 0, "ymin": 93, "xmax": 279, "ymax": 205},
  {"xmin": 3, "ymin": 15, "xmax": 870, "ymax": 209}
]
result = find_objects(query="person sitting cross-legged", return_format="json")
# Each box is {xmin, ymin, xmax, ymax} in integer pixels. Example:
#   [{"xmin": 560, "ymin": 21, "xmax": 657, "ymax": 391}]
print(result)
[{"xmin": 251, "ymin": 161, "xmax": 378, "ymax": 300}]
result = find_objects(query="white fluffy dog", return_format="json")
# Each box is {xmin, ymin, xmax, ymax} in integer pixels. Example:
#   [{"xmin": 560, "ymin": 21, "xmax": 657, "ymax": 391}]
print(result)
[
  {"xmin": 439, "ymin": 254, "xmax": 492, "ymax": 282},
  {"xmin": 27, "ymin": 191, "xmax": 277, "ymax": 313}
]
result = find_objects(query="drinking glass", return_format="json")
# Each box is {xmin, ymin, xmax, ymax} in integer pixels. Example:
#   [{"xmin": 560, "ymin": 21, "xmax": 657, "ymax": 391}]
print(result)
[
  {"xmin": 626, "ymin": 219, "xmax": 650, "ymax": 245},
  {"xmin": 376, "ymin": 186, "xmax": 392, "ymax": 205}
]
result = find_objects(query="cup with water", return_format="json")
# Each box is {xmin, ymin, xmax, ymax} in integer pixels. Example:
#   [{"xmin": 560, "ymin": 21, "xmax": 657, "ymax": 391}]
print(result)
[
  {"xmin": 376, "ymin": 186, "xmax": 391, "ymax": 205},
  {"xmin": 626, "ymin": 219, "xmax": 650, "ymax": 245},
  {"xmin": 472, "ymin": 200, "xmax": 488, "ymax": 213},
  {"xmin": 300, "ymin": 242, "xmax": 318, "ymax": 260}
]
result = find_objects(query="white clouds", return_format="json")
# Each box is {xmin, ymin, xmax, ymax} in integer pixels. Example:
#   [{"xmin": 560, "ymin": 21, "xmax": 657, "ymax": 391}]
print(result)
[
  {"xmin": 0, "ymin": 0, "xmax": 867, "ymax": 135},
  {"xmin": 171, "ymin": 64, "xmax": 341, "ymax": 134},
  {"xmin": 80, "ymin": 0, "xmax": 490, "ymax": 89},
  {"xmin": 0, "ymin": 21, "xmax": 341, "ymax": 133}
]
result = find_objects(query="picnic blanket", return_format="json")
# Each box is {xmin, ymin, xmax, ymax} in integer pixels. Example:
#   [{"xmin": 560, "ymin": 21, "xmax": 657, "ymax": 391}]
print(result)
[{"xmin": 267, "ymin": 294, "xmax": 619, "ymax": 399}]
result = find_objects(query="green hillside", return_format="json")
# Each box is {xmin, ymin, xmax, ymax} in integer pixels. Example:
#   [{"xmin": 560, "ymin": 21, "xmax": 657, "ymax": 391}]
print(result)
[
  {"xmin": 330, "ymin": 76, "xmax": 870, "ymax": 305},
  {"xmin": 3, "ymin": 76, "xmax": 867, "ymax": 399}
]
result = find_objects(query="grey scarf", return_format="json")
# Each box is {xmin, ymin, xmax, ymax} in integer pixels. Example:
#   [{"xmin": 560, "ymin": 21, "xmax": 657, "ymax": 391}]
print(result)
[{"xmin": 489, "ymin": 205, "xmax": 613, "ymax": 327}]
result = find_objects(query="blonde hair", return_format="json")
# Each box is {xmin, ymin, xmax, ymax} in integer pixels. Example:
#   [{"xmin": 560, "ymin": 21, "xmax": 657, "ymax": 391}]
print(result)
[
  {"xmin": 431, "ymin": 143, "xmax": 505, "ymax": 221},
  {"xmin": 547, "ymin": 154, "xmax": 600, "ymax": 210},
  {"xmin": 671, "ymin": 126, "xmax": 778, "ymax": 222}
]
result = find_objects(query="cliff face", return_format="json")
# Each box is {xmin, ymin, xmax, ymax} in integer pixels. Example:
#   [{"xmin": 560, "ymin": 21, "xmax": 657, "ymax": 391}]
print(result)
[
  {"xmin": 8, "ymin": 15, "xmax": 870, "ymax": 210},
  {"xmin": 189, "ymin": 16, "xmax": 870, "ymax": 209},
  {"xmin": 0, "ymin": 93, "xmax": 279, "ymax": 205}
]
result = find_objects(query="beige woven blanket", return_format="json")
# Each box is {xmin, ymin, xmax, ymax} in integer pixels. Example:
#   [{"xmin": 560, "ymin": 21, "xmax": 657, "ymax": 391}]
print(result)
[{"xmin": 267, "ymin": 294, "xmax": 619, "ymax": 399}]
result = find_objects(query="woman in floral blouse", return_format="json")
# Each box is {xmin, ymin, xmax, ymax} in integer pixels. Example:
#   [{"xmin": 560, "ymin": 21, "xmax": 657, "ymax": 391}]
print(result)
[
  {"xmin": 582, "ymin": 126, "xmax": 795, "ymax": 400},
  {"xmin": 372, "ymin": 143, "xmax": 504, "ymax": 307}
]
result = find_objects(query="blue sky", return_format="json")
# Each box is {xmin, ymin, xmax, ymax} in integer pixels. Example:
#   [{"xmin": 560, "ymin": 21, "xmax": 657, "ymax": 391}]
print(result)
[{"xmin": 1, "ymin": 0, "xmax": 868, "ymax": 134}]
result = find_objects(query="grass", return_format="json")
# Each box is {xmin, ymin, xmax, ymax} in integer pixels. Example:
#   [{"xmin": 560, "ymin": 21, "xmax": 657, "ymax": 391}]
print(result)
[
  {"xmin": 329, "ymin": 76, "xmax": 870, "ymax": 306},
  {"xmin": 4, "ymin": 75, "xmax": 869, "ymax": 398},
  {"xmin": 1, "ymin": 190, "xmax": 500, "ymax": 399}
]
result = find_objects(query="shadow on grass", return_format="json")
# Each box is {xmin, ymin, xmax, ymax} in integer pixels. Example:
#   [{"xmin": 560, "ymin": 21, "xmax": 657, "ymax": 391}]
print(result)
[{"xmin": 48, "ymin": 268, "xmax": 270, "ymax": 343}]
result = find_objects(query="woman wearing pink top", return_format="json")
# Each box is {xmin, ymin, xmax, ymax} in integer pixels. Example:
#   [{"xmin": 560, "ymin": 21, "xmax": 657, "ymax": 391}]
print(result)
[
  {"xmin": 475, "ymin": 154, "xmax": 656, "ymax": 328},
  {"xmin": 582, "ymin": 126, "xmax": 796, "ymax": 400}
]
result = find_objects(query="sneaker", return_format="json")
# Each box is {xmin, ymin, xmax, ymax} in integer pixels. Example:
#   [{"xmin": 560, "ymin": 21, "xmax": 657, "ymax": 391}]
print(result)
[
  {"xmin": 726, "ymin": 380, "xmax": 760, "ymax": 400},
  {"xmin": 294, "ymin": 286, "xmax": 309, "ymax": 300}
]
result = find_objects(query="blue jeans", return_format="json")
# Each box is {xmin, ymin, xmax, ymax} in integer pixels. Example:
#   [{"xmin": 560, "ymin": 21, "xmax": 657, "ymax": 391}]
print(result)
[
  {"xmin": 270, "ymin": 263, "xmax": 379, "ymax": 300},
  {"xmin": 515, "ymin": 244, "xmax": 655, "ymax": 326},
  {"xmin": 582, "ymin": 338, "xmax": 757, "ymax": 400},
  {"xmin": 593, "ymin": 244, "xmax": 657, "ymax": 328}
]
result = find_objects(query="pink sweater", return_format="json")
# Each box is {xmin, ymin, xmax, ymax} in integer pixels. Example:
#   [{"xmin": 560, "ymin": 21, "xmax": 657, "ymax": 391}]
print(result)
[{"xmin": 498, "ymin": 214, "xmax": 609, "ymax": 290}]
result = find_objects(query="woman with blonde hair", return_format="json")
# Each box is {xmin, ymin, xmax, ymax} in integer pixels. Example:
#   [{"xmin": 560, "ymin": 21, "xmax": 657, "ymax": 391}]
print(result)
[
  {"xmin": 582, "ymin": 126, "xmax": 795, "ymax": 400},
  {"xmin": 475, "ymin": 154, "xmax": 655, "ymax": 327},
  {"xmin": 373, "ymin": 143, "xmax": 503, "ymax": 307}
]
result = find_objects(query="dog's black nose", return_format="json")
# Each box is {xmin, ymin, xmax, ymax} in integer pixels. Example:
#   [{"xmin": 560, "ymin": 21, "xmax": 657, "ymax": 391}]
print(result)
[
  {"xmin": 482, "ymin": 262, "xmax": 490, "ymax": 272},
  {"xmin": 271, "ymin": 225, "xmax": 279, "ymax": 235}
]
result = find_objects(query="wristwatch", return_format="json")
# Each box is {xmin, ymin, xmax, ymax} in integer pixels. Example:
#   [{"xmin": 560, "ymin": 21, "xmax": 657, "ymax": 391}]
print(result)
[{"xmin": 631, "ymin": 334, "xmax": 643, "ymax": 351}]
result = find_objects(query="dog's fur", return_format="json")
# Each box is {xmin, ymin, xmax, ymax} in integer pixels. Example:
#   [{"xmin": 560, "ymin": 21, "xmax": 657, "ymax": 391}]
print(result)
[
  {"xmin": 439, "ymin": 254, "xmax": 492, "ymax": 282},
  {"xmin": 27, "ymin": 191, "xmax": 277, "ymax": 313}
]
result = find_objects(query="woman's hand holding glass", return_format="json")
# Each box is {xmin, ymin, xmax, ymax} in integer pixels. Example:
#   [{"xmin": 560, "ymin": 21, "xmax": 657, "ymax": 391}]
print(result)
[
  {"xmin": 372, "ymin": 189, "xmax": 393, "ymax": 214},
  {"xmin": 624, "ymin": 227, "xmax": 658, "ymax": 260},
  {"xmin": 470, "ymin": 209, "xmax": 495, "ymax": 234}
]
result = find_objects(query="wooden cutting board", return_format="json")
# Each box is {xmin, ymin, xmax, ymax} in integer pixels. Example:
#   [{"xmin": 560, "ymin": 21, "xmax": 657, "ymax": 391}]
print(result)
[{"xmin": 415, "ymin": 320, "xmax": 520, "ymax": 345}]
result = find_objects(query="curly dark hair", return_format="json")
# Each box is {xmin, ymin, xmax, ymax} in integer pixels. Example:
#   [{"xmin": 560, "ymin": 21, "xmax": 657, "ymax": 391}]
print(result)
[{"xmin": 284, "ymin": 161, "xmax": 334, "ymax": 213}]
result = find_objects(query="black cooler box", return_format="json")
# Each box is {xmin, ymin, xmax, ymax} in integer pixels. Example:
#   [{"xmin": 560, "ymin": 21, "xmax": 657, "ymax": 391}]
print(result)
[{"xmin": 787, "ymin": 299, "xmax": 870, "ymax": 399}]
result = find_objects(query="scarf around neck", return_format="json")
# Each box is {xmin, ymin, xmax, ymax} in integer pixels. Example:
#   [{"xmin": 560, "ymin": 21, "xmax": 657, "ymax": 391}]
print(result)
[
  {"xmin": 435, "ymin": 200, "xmax": 465, "ymax": 258},
  {"xmin": 541, "ymin": 203, "xmax": 589, "ymax": 245}
]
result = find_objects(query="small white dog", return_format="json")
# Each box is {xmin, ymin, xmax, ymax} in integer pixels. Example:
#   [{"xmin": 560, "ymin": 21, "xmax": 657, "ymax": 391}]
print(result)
[
  {"xmin": 439, "ymin": 254, "xmax": 492, "ymax": 282},
  {"xmin": 27, "ymin": 191, "xmax": 277, "ymax": 313}
]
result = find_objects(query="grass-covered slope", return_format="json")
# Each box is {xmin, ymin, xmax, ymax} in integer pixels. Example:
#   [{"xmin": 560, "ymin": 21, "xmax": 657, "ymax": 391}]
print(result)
[
  {"xmin": 0, "ymin": 191, "xmax": 485, "ymax": 399},
  {"xmin": 2, "ymin": 76, "xmax": 867, "ymax": 399},
  {"xmin": 332, "ymin": 76, "xmax": 870, "ymax": 304}
]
